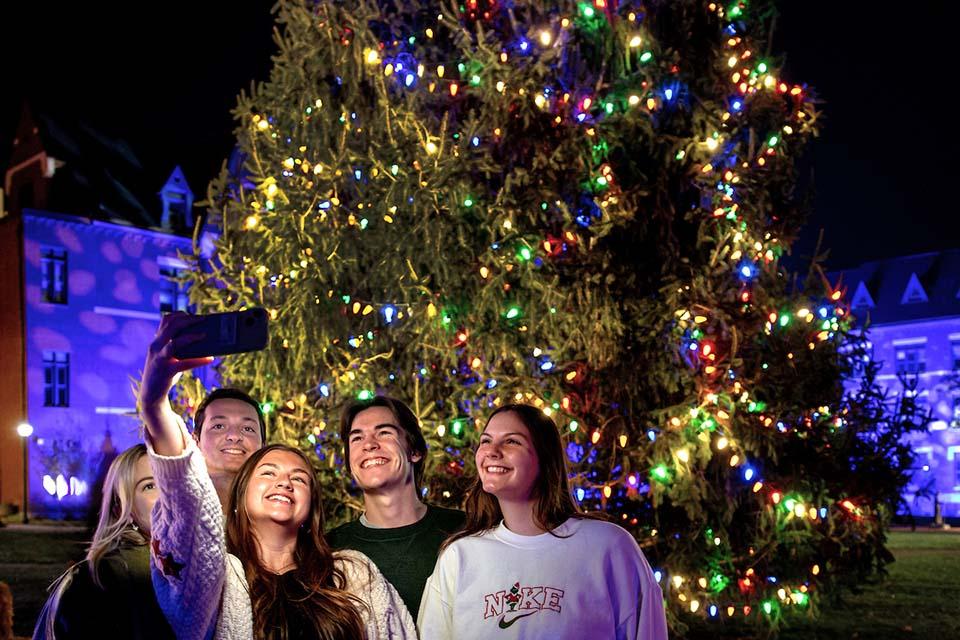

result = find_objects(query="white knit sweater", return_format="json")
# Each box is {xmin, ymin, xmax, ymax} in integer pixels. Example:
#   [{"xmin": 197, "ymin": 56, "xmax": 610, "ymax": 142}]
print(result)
[{"xmin": 147, "ymin": 426, "xmax": 416, "ymax": 640}]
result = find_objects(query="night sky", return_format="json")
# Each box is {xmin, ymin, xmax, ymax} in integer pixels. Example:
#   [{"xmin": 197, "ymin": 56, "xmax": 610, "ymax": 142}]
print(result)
[{"xmin": 2, "ymin": 1, "xmax": 952, "ymax": 270}]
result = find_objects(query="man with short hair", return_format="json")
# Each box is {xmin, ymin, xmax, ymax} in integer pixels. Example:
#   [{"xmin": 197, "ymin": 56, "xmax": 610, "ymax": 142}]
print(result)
[
  {"xmin": 327, "ymin": 396, "xmax": 465, "ymax": 618},
  {"xmin": 139, "ymin": 313, "xmax": 266, "ymax": 508},
  {"xmin": 190, "ymin": 388, "xmax": 266, "ymax": 508}
]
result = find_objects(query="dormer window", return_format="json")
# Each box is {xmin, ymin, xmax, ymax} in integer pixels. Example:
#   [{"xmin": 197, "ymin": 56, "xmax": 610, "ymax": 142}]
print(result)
[
  {"xmin": 851, "ymin": 281, "xmax": 875, "ymax": 309},
  {"xmin": 165, "ymin": 193, "xmax": 188, "ymax": 232},
  {"xmin": 159, "ymin": 166, "xmax": 194, "ymax": 233},
  {"xmin": 900, "ymin": 273, "xmax": 928, "ymax": 304}
]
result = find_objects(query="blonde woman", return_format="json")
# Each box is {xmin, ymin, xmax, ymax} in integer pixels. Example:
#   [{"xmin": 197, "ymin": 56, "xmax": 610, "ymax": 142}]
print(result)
[{"xmin": 33, "ymin": 444, "xmax": 174, "ymax": 640}]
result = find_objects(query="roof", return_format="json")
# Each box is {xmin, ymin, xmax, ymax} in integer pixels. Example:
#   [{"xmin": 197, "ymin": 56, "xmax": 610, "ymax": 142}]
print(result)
[
  {"xmin": 829, "ymin": 249, "xmax": 960, "ymax": 325},
  {"xmin": 6, "ymin": 102, "xmax": 169, "ymax": 228}
]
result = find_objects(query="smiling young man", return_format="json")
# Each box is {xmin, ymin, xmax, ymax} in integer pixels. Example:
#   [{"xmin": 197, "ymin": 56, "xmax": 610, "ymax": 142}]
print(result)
[
  {"xmin": 191, "ymin": 389, "xmax": 266, "ymax": 508},
  {"xmin": 326, "ymin": 396, "xmax": 465, "ymax": 618},
  {"xmin": 139, "ymin": 313, "xmax": 266, "ymax": 509}
]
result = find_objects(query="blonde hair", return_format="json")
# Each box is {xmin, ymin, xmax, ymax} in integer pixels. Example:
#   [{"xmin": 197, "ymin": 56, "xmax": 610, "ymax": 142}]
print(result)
[{"xmin": 33, "ymin": 444, "xmax": 150, "ymax": 640}]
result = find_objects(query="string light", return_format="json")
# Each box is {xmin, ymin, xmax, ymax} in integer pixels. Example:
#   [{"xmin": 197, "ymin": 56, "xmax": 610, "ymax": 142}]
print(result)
[{"xmin": 207, "ymin": 1, "xmax": 867, "ymax": 629}]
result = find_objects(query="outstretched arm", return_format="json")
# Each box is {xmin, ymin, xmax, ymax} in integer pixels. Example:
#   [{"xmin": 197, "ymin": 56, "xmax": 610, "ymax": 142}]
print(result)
[
  {"xmin": 140, "ymin": 313, "xmax": 227, "ymax": 640},
  {"xmin": 139, "ymin": 312, "xmax": 213, "ymax": 456}
]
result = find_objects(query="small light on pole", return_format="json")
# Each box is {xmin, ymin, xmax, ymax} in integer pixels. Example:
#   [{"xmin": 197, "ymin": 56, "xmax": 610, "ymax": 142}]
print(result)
[{"xmin": 16, "ymin": 422, "xmax": 33, "ymax": 524}]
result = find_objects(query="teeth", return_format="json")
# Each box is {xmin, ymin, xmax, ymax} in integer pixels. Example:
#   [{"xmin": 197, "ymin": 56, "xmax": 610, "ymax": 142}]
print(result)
[
  {"xmin": 361, "ymin": 458, "xmax": 388, "ymax": 469},
  {"xmin": 267, "ymin": 495, "xmax": 292, "ymax": 504},
  {"xmin": 485, "ymin": 466, "xmax": 510, "ymax": 474},
  {"xmin": 222, "ymin": 449, "xmax": 245, "ymax": 455}
]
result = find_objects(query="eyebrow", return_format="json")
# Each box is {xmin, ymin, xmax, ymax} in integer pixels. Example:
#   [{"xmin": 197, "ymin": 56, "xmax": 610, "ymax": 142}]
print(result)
[
  {"xmin": 208, "ymin": 415, "xmax": 257, "ymax": 422},
  {"xmin": 481, "ymin": 431, "xmax": 528, "ymax": 439},
  {"xmin": 257, "ymin": 462, "xmax": 311, "ymax": 475},
  {"xmin": 349, "ymin": 423, "xmax": 400, "ymax": 435},
  {"xmin": 135, "ymin": 476, "xmax": 154, "ymax": 487}
]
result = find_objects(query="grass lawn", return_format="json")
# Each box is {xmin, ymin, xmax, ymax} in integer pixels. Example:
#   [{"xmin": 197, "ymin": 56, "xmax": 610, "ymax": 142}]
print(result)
[
  {"xmin": 0, "ymin": 526, "xmax": 88, "ymax": 638},
  {"xmin": 1, "ymin": 527, "xmax": 957, "ymax": 638},
  {"xmin": 685, "ymin": 530, "xmax": 960, "ymax": 639}
]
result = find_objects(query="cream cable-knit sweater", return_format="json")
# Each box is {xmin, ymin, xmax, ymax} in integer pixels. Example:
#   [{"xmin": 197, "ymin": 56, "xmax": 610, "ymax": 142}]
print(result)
[{"xmin": 147, "ymin": 426, "xmax": 416, "ymax": 640}]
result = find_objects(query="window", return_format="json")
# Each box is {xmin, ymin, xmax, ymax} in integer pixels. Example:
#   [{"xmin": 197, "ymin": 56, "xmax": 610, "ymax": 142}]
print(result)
[
  {"xmin": 952, "ymin": 341, "xmax": 960, "ymax": 370},
  {"xmin": 43, "ymin": 351, "xmax": 69, "ymax": 407},
  {"xmin": 895, "ymin": 346, "xmax": 925, "ymax": 375},
  {"xmin": 952, "ymin": 396, "xmax": 960, "ymax": 429},
  {"xmin": 900, "ymin": 273, "xmax": 928, "ymax": 305},
  {"xmin": 159, "ymin": 266, "xmax": 189, "ymax": 313},
  {"xmin": 40, "ymin": 247, "xmax": 67, "ymax": 304},
  {"xmin": 850, "ymin": 281, "xmax": 875, "ymax": 309},
  {"xmin": 164, "ymin": 193, "xmax": 189, "ymax": 232}
]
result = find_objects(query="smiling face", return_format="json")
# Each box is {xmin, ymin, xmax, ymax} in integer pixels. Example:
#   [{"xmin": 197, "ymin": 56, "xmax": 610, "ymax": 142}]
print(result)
[
  {"xmin": 196, "ymin": 398, "xmax": 264, "ymax": 476},
  {"xmin": 130, "ymin": 454, "xmax": 157, "ymax": 535},
  {"xmin": 243, "ymin": 449, "xmax": 312, "ymax": 530},
  {"xmin": 347, "ymin": 406, "xmax": 422, "ymax": 495},
  {"xmin": 476, "ymin": 411, "xmax": 541, "ymax": 502}
]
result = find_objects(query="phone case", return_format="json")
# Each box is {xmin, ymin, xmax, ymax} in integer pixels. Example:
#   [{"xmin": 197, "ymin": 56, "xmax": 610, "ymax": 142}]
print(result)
[{"xmin": 171, "ymin": 308, "xmax": 269, "ymax": 359}]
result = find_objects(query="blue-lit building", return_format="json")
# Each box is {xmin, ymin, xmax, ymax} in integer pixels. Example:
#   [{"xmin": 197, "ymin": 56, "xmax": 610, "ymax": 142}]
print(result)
[
  {"xmin": 834, "ymin": 250, "xmax": 960, "ymax": 519},
  {"xmin": 1, "ymin": 104, "xmax": 197, "ymax": 518}
]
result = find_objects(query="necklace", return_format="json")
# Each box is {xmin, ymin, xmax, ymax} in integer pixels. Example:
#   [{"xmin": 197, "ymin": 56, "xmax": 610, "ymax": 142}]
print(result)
[{"xmin": 271, "ymin": 561, "xmax": 297, "ymax": 575}]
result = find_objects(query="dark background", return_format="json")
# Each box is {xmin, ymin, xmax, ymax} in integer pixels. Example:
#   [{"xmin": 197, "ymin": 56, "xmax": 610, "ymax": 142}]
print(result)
[{"xmin": 1, "ymin": 1, "xmax": 952, "ymax": 269}]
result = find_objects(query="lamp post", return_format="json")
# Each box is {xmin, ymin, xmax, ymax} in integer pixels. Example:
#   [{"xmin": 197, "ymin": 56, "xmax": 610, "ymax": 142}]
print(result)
[{"xmin": 16, "ymin": 422, "xmax": 33, "ymax": 524}]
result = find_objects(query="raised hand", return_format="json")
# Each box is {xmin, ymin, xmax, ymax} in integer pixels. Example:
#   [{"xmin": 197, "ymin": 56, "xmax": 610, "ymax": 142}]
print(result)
[{"xmin": 139, "ymin": 312, "xmax": 214, "ymax": 456}]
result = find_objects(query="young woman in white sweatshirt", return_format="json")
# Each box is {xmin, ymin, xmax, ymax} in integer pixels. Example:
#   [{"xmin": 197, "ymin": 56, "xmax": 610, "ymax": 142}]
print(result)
[{"xmin": 418, "ymin": 404, "xmax": 669, "ymax": 640}]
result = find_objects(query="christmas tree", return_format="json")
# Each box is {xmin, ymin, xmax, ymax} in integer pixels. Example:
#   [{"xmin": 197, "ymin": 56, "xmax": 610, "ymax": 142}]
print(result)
[{"xmin": 181, "ymin": 0, "xmax": 923, "ymax": 633}]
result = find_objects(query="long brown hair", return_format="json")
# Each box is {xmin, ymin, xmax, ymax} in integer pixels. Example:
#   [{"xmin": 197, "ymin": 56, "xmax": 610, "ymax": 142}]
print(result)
[
  {"xmin": 227, "ymin": 444, "xmax": 366, "ymax": 640},
  {"xmin": 444, "ymin": 404, "xmax": 593, "ymax": 549}
]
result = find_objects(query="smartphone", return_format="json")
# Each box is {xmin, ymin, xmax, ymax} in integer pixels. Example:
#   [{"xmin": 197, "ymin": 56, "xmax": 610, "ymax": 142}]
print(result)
[{"xmin": 171, "ymin": 308, "xmax": 269, "ymax": 359}]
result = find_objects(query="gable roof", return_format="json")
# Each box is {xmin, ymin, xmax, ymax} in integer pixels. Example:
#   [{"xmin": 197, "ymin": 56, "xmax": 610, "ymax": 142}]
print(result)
[{"xmin": 830, "ymin": 249, "xmax": 960, "ymax": 325}]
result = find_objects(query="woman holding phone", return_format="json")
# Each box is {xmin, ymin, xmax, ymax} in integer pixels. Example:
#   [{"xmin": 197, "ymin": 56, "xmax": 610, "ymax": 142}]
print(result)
[
  {"xmin": 139, "ymin": 313, "xmax": 415, "ymax": 640},
  {"xmin": 417, "ymin": 404, "xmax": 668, "ymax": 640}
]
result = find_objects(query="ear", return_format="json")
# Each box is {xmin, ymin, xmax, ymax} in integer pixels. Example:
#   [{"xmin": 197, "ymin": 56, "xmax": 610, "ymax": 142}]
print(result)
[{"xmin": 410, "ymin": 449, "xmax": 424, "ymax": 464}]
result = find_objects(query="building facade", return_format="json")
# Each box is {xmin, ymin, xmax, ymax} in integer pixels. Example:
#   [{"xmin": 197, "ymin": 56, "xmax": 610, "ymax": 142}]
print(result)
[
  {"xmin": 1, "ymin": 105, "xmax": 196, "ymax": 518},
  {"xmin": 836, "ymin": 250, "xmax": 960, "ymax": 519}
]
